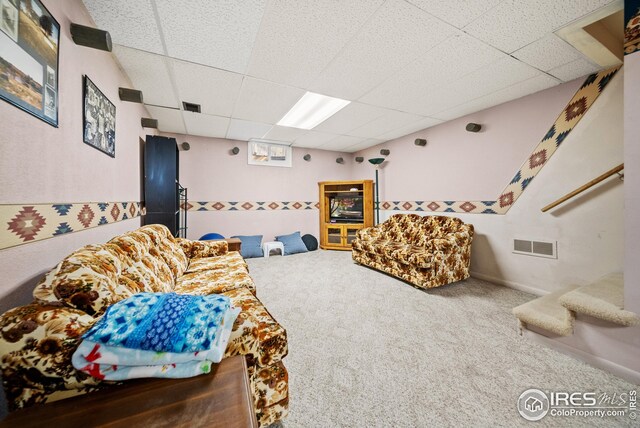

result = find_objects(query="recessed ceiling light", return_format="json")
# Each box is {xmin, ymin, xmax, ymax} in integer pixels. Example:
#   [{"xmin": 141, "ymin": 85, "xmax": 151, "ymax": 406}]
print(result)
[{"xmin": 277, "ymin": 92, "xmax": 350, "ymax": 130}]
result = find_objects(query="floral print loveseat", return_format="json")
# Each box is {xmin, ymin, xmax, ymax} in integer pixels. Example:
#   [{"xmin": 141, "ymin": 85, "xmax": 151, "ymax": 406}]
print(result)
[
  {"xmin": 0, "ymin": 224, "xmax": 288, "ymax": 426},
  {"xmin": 352, "ymin": 214, "xmax": 474, "ymax": 289}
]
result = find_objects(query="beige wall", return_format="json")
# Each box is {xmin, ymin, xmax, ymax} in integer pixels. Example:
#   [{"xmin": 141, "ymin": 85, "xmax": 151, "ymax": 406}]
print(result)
[
  {"xmin": 0, "ymin": 0, "xmax": 148, "ymax": 309},
  {"xmin": 624, "ymin": 53, "xmax": 640, "ymax": 313},
  {"xmin": 166, "ymin": 133, "xmax": 353, "ymax": 241}
]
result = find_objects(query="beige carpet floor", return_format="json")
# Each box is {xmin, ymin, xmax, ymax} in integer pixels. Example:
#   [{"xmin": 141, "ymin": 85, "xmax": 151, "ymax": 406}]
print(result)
[{"xmin": 247, "ymin": 250, "xmax": 637, "ymax": 427}]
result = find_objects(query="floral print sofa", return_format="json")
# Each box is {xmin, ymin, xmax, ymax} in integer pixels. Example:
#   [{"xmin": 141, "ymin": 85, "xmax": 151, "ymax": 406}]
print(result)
[
  {"xmin": 352, "ymin": 214, "xmax": 474, "ymax": 289},
  {"xmin": 0, "ymin": 225, "xmax": 287, "ymax": 426}
]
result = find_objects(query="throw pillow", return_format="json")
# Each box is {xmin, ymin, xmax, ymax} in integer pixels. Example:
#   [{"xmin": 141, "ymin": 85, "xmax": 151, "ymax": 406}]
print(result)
[
  {"xmin": 231, "ymin": 235, "xmax": 263, "ymax": 258},
  {"xmin": 275, "ymin": 231, "xmax": 308, "ymax": 255},
  {"xmin": 301, "ymin": 234, "xmax": 318, "ymax": 251}
]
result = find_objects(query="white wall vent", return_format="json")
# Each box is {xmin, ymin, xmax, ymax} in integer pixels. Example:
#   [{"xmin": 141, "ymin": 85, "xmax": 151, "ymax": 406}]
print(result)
[{"xmin": 513, "ymin": 239, "xmax": 557, "ymax": 259}]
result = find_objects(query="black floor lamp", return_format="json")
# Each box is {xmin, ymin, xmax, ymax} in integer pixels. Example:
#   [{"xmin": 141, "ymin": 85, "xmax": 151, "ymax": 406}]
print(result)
[{"xmin": 368, "ymin": 158, "xmax": 385, "ymax": 224}]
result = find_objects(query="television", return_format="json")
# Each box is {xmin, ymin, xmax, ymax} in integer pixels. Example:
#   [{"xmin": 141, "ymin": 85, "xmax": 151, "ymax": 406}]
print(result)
[{"xmin": 329, "ymin": 194, "xmax": 364, "ymax": 223}]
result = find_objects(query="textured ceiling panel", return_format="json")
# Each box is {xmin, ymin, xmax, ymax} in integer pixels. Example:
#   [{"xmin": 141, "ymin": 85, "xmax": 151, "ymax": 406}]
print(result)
[
  {"xmin": 463, "ymin": 0, "xmax": 615, "ymax": 53},
  {"xmin": 512, "ymin": 34, "xmax": 584, "ymax": 72},
  {"xmin": 232, "ymin": 77, "xmax": 306, "ymax": 123},
  {"xmin": 263, "ymin": 126, "xmax": 307, "ymax": 143},
  {"xmin": 359, "ymin": 32, "xmax": 505, "ymax": 114},
  {"xmin": 183, "ymin": 112, "xmax": 230, "ymax": 138},
  {"xmin": 548, "ymin": 57, "xmax": 601, "ymax": 82},
  {"xmin": 313, "ymin": 102, "xmax": 388, "ymax": 134},
  {"xmin": 226, "ymin": 119, "xmax": 272, "ymax": 142},
  {"xmin": 82, "ymin": 0, "xmax": 163, "ymax": 53},
  {"xmin": 344, "ymin": 139, "xmax": 385, "ymax": 153},
  {"xmin": 247, "ymin": 0, "xmax": 384, "ymax": 88},
  {"xmin": 433, "ymin": 74, "xmax": 562, "ymax": 121},
  {"xmin": 146, "ymin": 106, "xmax": 185, "ymax": 134},
  {"xmin": 376, "ymin": 117, "xmax": 443, "ymax": 142},
  {"xmin": 113, "ymin": 46, "xmax": 180, "ymax": 108},
  {"xmin": 172, "ymin": 60, "xmax": 243, "ymax": 117},
  {"xmin": 155, "ymin": 0, "xmax": 266, "ymax": 73},
  {"xmin": 406, "ymin": 0, "xmax": 502, "ymax": 28},
  {"xmin": 293, "ymin": 130, "xmax": 341, "ymax": 148},
  {"xmin": 318, "ymin": 135, "xmax": 363, "ymax": 151},
  {"xmin": 309, "ymin": 0, "xmax": 457, "ymax": 100},
  {"xmin": 347, "ymin": 110, "xmax": 425, "ymax": 138},
  {"xmin": 422, "ymin": 55, "xmax": 542, "ymax": 116}
]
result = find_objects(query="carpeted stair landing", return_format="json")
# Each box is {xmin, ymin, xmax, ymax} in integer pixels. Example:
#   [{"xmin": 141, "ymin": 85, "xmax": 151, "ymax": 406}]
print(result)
[{"xmin": 513, "ymin": 272, "xmax": 639, "ymax": 336}]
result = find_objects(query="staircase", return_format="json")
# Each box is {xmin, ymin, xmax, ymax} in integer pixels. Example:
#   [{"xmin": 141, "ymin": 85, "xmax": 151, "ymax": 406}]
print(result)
[
  {"xmin": 513, "ymin": 273, "xmax": 640, "ymax": 382},
  {"xmin": 513, "ymin": 273, "xmax": 639, "ymax": 335}
]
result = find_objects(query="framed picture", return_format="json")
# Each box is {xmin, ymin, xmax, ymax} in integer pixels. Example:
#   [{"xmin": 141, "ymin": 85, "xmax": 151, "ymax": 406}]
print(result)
[
  {"xmin": 83, "ymin": 75, "xmax": 116, "ymax": 157},
  {"xmin": 0, "ymin": 0, "xmax": 60, "ymax": 126},
  {"xmin": 248, "ymin": 139, "xmax": 292, "ymax": 167}
]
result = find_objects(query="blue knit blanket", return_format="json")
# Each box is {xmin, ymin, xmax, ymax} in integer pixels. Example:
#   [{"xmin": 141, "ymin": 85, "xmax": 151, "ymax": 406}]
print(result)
[{"xmin": 72, "ymin": 293, "xmax": 239, "ymax": 380}]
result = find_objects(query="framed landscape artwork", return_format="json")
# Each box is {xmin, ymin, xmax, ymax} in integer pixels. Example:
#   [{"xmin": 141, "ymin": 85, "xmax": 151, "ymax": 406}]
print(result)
[
  {"xmin": 248, "ymin": 139, "xmax": 292, "ymax": 167},
  {"xmin": 83, "ymin": 75, "xmax": 116, "ymax": 157},
  {"xmin": 0, "ymin": 0, "xmax": 60, "ymax": 126}
]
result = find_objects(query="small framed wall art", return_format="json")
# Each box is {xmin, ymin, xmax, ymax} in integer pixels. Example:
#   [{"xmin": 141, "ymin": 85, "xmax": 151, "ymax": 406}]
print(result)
[
  {"xmin": 248, "ymin": 139, "xmax": 292, "ymax": 168},
  {"xmin": 82, "ymin": 75, "xmax": 115, "ymax": 157},
  {"xmin": 0, "ymin": 0, "xmax": 60, "ymax": 126}
]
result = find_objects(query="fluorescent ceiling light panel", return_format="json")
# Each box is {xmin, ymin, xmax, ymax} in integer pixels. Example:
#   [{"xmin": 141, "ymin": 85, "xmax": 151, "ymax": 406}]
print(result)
[{"xmin": 277, "ymin": 92, "xmax": 350, "ymax": 130}]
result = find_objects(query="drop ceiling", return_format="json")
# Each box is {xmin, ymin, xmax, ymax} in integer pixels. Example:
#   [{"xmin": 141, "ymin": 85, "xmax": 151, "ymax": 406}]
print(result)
[{"xmin": 83, "ymin": 0, "xmax": 621, "ymax": 153}]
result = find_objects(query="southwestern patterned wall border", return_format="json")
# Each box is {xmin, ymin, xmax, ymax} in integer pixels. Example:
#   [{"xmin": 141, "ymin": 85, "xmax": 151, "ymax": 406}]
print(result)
[
  {"xmin": 380, "ymin": 65, "xmax": 621, "ymax": 215},
  {"xmin": 0, "ymin": 202, "xmax": 142, "ymax": 251},
  {"xmin": 185, "ymin": 201, "xmax": 319, "ymax": 211}
]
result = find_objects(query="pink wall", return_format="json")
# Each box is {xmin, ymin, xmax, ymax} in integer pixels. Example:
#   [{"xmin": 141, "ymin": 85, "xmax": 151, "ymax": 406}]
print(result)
[
  {"xmin": 164, "ymin": 133, "xmax": 353, "ymax": 240},
  {"xmin": 350, "ymin": 80, "xmax": 582, "ymax": 201},
  {"xmin": 0, "ymin": 0, "xmax": 149, "ymax": 308},
  {"xmin": 624, "ymin": 53, "xmax": 640, "ymax": 313}
]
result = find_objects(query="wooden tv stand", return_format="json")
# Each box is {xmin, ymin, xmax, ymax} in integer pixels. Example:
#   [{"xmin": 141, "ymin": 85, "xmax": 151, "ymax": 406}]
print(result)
[
  {"xmin": 0, "ymin": 355, "xmax": 257, "ymax": 428},
  {"xmin": 318, "ymin": 180, "xmax": 374, "ymax": 250}
]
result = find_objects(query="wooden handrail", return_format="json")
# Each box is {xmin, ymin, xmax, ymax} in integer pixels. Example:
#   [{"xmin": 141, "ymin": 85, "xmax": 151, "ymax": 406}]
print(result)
[{"xmin": 541, "ymin": 163, "xmax": 624, "ymax": 212}]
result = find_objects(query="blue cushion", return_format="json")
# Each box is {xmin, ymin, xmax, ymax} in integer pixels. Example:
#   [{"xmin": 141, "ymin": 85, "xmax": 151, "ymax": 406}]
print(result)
[
  {"xmin": 200, "ymin": 233, "xmax": 225, "ymax": 240},
  {"xmin": 230, "ymin": 235, "xmax": 263, "ymax": 258},
  {"xmin": 275, "ymin": 231, "xmax": 308, "ymax": 255}
]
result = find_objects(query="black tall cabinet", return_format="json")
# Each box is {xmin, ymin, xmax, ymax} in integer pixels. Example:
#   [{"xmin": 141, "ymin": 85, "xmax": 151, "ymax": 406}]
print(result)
[{"xmin": 143, "ymin": 135, "xmax": 187, "ymax": 237}]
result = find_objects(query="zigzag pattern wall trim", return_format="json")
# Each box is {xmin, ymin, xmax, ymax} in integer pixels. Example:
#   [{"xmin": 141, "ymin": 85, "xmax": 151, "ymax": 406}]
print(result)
[
  {"xmin": 380, "ymin": 65, "xmax": 621, "ymax": 215},
  {"xmin": 0, "ymin": 202, "xmax": 142, "ymax": 251},
  {"xmin": 186, "ymin": 201, "xmax": 319, "ymax": 211}
]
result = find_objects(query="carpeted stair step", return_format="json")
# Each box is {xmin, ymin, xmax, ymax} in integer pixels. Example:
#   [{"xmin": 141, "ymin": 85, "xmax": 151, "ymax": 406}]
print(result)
[
  {"xmin": 559, "ymin": 272, "xmax": 639, "ymax": 326},
  {"xmin": 512, "ymin": 286, "xmax": 579, "ymax": 336}
]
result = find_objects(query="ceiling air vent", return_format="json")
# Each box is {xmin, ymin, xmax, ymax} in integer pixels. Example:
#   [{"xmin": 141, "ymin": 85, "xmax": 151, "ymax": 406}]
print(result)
[
  {"xmin": 182, "ymin": 101, "xmax": 201, "ymax": 113},
  {"xmin": 513, "ymin": 239, "xmax": 557, "ymax": 259}
]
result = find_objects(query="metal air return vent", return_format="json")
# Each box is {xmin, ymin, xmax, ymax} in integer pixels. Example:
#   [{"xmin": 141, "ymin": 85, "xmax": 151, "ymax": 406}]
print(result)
[
  {"xmin": 182, "ymin": 101, "xmax": 201, "ymax": 113},
  {"xmin": 513, "ymin": 239, "xmax": 557, "ymax": 259}
]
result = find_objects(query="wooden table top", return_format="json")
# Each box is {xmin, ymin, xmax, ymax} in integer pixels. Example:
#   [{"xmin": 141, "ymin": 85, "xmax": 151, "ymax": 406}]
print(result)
[{"xmin": 0, "ymin": 355, "xmax": 257, "ymax": 428}]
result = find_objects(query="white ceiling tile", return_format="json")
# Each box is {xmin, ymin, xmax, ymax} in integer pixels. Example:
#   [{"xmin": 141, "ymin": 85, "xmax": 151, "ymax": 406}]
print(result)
[
  {"xmin": 225, "ymin": 119, "xmax": 272, "ymax": 141},
  {"xmin": 376, "ymin": 117, "xmax": 443, "ymax": 141},
  {"xmin": 433, "ymin": 73, "xmax": 562, "ymax": 121},
  {"xmin": 246, "ymin": 0, "xmax": 384, "ymax": 88},
  {"xmin": 512, "ymin": 34, "xmax": 585, "ymax": 72},
  {"xmin": 548, "ymin": 58, "xmax": 601, "ymax": 82},
  {"xmin": 146, "ymin": 106, "xmax": 185, "ymax": 134},
  {"xmin": 359, "ymin": 32, "xmax": 505, "ymax": 114},
  {"xmin": 293, "ymin": 131, "xmax": 340, "ymax": 148},
  {"xmin": 171, "ymin": 60, "xmax": 243, "ymax": 117},
  {"xmin": 406, "ymin": 0, "xmax": 502, "ymax": 28},
  {"xmin": 263, "ymin": 126, "xmax": 307, "ymax": 143},
  {"xmin": 114, "ymin": 46, "xmax": 180, "ymax": 108},
  {"xmin": 154, "ymin": 0, "xmax": 266, "ymax": 73},
  {"xmin": 183, "ymin": 112, "xmax": 230, "ymax": 138},
  {"xmin": 319, "ymin": 135, "xmax": 364, "ymax": 151},
  {"xmin": 309, "ymin": 0, "xmax": 457, "ymax": 100},
  {"xmin": 232, "ymin": 77, "xmax": 306, "ymax": 123},
  {"xmin": 313, "ymin": 102, "xmax": 388, "ymax": 134},
  {"xmin": 463, "ymin": 0, "xmax": 616, "ymax": 53},
  {"xmin": 347, "ymin": 110, "xmax": 425, "ymax": 138},
  {"xmin": 419, "ymin": 55, "xmax": 543, "ymax": 116},
  {"xmin": 344, "ymin": 139, "xmax": 385, "ymax": 153},
  {"xmin": 82, "ymin": 0, "xmax": 163, "ymax": 53}
]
